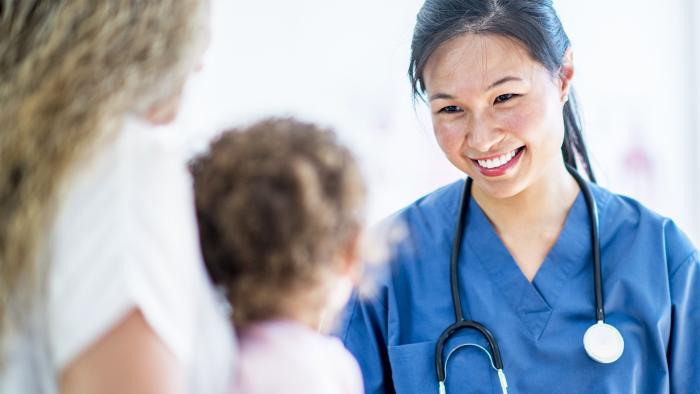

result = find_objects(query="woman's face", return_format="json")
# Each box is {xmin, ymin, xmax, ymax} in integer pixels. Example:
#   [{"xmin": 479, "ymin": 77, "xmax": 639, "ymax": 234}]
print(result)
[{"xmin": 423, "ymin": 33, "xmax": 573, "ymax": 199}]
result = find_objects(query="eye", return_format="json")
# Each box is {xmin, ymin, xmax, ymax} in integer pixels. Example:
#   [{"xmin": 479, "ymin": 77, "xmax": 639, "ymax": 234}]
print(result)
[
  {"xmin": 494, "ymin": 93, "xmax": 519, "ymax": 104},
  {"xmin": 438, "ymin": 105, "xmax": 463, "ymax": 114}
]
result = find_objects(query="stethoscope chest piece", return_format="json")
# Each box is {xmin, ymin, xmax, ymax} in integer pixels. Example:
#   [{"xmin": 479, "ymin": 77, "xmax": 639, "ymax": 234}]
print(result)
[{"xmin": 583, "ymin": 321, "xmax": 624, "ymax": 364}]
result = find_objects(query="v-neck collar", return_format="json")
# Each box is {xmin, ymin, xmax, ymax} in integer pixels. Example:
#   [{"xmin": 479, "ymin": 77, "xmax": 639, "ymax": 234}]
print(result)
[{"xmin": 463, "ymin": 191, "xmax": 590, "ymax": 339}]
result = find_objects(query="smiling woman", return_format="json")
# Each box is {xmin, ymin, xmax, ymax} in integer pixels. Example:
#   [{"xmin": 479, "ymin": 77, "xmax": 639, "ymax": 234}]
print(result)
[
  {"xmin": 424, "ymin": 34, "xmax": 575, "ymax": 199},
  {"xmin": 336, "ymin": 0, "xmax": 700, "ymax": 393}
]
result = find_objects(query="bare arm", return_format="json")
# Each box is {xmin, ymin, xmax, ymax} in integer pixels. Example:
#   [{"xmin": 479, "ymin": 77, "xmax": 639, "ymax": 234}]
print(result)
[{"xmin": 60, "ymin": 308, "xmax": 185, "ymax": 394}]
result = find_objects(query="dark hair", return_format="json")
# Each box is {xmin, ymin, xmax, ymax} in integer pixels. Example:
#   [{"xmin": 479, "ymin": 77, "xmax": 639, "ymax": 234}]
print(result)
[
  {"xmin": 190, "ymin": 118, "xmax": 365, "ymax": 328},
  {"xmin": 409, "ymin": 0, "xmax": 596, "ymax": 182}
]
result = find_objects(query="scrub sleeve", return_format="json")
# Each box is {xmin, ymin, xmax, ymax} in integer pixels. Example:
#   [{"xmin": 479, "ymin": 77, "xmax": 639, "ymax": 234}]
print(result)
[{"xmin": 667, "ymin": 247, "xmax": 700, "ymax": 393}]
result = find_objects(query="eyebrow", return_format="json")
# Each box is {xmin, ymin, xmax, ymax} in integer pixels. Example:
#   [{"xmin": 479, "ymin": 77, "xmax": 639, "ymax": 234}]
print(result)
[{"xmin": 429, "ymin": 76, "xmax": 523, "ymax": 101}]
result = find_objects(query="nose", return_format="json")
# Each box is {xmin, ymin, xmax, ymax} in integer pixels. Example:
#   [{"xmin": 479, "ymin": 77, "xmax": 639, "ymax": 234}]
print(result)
[{"xmin": 466, "ymin": 112, "xmax": 503, "ymax": 153}]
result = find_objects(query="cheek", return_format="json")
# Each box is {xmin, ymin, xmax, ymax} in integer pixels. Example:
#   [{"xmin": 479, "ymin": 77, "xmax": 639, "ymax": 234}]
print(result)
[
  {"xmin": 500, "ymin": 101, "xmax": 539, "ymax": 138},
  {"xmin": 501, "ymin": 99, "xmax": 564, "ymax": 149},
  {"xmin": 432, "ymin": 118, "xmax": 466, "ymax": 155}
]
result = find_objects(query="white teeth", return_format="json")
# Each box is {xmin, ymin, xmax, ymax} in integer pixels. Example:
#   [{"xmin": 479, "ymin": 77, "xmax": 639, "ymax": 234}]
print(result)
[{"xmin": 477, "ymin": 148, "xmax": 520, "ymax": 169}]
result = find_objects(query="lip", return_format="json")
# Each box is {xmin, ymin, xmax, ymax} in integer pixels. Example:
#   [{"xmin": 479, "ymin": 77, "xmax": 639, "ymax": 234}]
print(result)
[
  {"xmin": 471, "ymin": 148, "xmax": 521, "ymax": 161},
  {"xmin": 471, "ymin": 146, "xmax": 525, "ymax": 177}
]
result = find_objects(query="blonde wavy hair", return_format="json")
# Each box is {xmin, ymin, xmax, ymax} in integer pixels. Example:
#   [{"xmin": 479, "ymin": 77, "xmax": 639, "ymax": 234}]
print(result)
[{"xmin": 0, "ymin": 0, "xmax": 208, "ymax": 344}]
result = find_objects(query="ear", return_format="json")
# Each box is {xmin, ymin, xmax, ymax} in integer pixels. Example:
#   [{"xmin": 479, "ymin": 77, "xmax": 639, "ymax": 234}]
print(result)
[
  {"xmin": 558, "ymin": 47, "xmax": 575, "ymax": 104},
  {"xmin": 144, "ymin": 91, "xmax": 183, "ymax": 126},
  {"xmin": 336, "ymin": 229, "xmax": 363, "ymax": 283}
]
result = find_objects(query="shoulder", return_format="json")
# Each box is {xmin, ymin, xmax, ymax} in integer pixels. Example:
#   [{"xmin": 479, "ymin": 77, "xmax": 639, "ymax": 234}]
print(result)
[
  {"xmin": 377, "ymin": 179, "xmax": 464, "ymax": 247},
  {"xmin": 365, "ymin": 179, "xmax": 464, "ymax": 275},
  {"xmin": 590, "ymin": 183, "xmax": 697, "ymax": 274},
  {"xmin": 390, "ymin": 179, "xmax": 464, "ymax": 223},
  {"xmin": 49, "ymin": 121, "xmax": 203, "ymax": 302},
  {"xmin": 238, "ymin": 325, "xmax": 361, "ymax": 393},
  {"xmin": 47, "ymin": 122, "xmax": 233, "ymax": 375},
  {"xmin": 52, "ymin": 121, "xmax": 194, "ymax": 243},
  {"xmin": 51, "ymin": 120, "xmax": 199, "ymax": 271}
]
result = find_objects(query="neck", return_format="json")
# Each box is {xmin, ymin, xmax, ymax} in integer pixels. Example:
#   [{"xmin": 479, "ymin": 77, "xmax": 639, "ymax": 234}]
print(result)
[
  {"xmin": 472, "ymin": 160, "xmax": 580, "ymax": 236},
  {"xmin": 290, "ymin": 308, "xmax": 324, "ymax": 332},
  {"xmin": 278, "ymin": 281, "xmax": 332, "ymax": 333}
]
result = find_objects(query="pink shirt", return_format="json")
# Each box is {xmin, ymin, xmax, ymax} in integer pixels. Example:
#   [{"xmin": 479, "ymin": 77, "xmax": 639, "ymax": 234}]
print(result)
[{"xmin": 233, "ymin": 320, "xmax": 364, "ymax": 394}]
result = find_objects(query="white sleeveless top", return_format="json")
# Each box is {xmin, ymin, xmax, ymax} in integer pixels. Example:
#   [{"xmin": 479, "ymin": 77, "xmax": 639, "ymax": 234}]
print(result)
[{"xmin": 0, "ymin": 120, "xmax": 236, "ymax": 393}]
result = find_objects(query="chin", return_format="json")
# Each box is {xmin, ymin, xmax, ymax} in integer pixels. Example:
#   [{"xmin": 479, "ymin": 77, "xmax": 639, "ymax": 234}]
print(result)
[
  {"xmin": 465, "ymin": 164, "xmax": 532, "ymax": 200},
  {"xmin": 475, "ymin": 181, "xmax": 526, "ymax": 200}
]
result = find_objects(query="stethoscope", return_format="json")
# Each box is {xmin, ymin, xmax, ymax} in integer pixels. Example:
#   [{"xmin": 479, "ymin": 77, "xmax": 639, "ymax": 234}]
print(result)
[{"xmin": 435, "ymin": 166, "xmax": 624, "ymax": 394}]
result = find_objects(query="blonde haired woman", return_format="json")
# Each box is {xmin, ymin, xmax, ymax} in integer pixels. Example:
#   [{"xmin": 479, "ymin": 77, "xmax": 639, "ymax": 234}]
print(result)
[{"xmin": 0, "ymin": 1, "xmax": 235, "ymax": 393}]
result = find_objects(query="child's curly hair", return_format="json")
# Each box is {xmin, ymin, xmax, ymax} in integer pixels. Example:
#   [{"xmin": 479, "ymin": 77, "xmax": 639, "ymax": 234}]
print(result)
[{"xmin": 190, "ymin": 118, "xmax": 365, "ymax": 328}]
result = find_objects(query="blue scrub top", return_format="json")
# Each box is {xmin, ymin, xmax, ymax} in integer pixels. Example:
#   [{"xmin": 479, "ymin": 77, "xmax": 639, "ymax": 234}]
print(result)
[{"xmin": 337, "ymin": 180, "xmax": 699, "ymax": 394}]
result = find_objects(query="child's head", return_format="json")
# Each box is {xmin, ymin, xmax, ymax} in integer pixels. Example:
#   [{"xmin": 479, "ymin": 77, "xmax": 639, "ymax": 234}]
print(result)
[{"xmin": 191, "ymin": 118, "xmax": 365, "ymax": 330}]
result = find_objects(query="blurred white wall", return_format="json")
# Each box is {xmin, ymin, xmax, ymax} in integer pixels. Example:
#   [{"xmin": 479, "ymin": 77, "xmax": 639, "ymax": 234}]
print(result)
[
  {"xmin": 175, "ymin": 0, "xmax": 700, "ymax": 243},
  {"xmin": 557, "ymin": 0, "xmax": 698, "ymax": 243},
  {"xmin": 692, "ymin": 0, "xmax": 700, "ymax": 242}
]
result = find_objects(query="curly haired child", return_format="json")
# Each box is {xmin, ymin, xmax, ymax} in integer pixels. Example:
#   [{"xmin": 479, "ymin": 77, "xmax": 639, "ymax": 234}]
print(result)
[{"xmin": 191, "ymin": 118, "xmax": 366, "ymax": 394}]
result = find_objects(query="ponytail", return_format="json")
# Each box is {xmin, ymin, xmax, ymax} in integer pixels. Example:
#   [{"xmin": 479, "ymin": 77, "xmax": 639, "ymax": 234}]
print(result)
[{"xmin": 562, "ymin": 90, "xmax": 596, "ymax": 183}]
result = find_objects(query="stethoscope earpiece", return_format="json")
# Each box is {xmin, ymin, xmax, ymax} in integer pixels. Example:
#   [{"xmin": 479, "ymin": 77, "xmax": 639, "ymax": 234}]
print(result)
[{"xmin": 583, "ymin": 321, "xmax": 624, "ymax": 364}]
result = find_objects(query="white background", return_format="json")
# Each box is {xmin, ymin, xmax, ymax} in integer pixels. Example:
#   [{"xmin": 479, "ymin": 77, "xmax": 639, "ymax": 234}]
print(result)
[{"xmin": 175, "ymin": 0, "xmax": 700, "ymax": 244}]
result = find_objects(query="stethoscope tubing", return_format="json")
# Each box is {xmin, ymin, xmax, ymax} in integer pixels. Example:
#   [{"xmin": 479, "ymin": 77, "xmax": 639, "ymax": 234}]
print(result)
[
  {"xmin": 435, "ymin": 166, "xmax": 604, "ymax": 385},
  {"xmin": 568, "ymin": 168, "xmax": 605, "ymax": 322}
]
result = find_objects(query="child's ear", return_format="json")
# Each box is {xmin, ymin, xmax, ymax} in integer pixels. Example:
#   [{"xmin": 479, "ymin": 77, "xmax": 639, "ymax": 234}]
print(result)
[{"xmin": 337, "ymin": 229, "xmax": 363, "ymax": 281}]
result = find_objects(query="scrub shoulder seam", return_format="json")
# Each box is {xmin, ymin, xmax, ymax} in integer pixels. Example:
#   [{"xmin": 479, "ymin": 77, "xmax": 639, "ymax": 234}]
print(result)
[{"xmin": 669, "ymin": 250, "xmax": 700, "ymax": 281}]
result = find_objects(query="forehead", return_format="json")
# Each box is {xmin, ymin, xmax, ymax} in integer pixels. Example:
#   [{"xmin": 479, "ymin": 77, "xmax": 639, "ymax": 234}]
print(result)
[{"xmin": 423, "ymin": 33, "xmax": 541, "ymax": 95}]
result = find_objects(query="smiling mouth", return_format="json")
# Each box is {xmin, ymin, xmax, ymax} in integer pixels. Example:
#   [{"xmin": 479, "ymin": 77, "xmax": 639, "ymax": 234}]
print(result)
[{"xmin": 473, "ymin": 146, "xmax": 525, "ymax": 169}]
